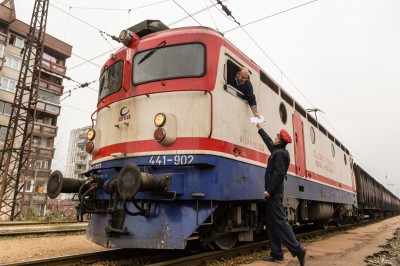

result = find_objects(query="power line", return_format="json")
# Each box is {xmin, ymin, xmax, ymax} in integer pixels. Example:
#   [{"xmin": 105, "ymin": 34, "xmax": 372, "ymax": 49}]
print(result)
[
  {"xmin": 172, "ymin": 0, "xmax": 202, "ymax": 26},
  {"xmin": 69, "ymin": 51, "xmax": 107, "ymax": 70},
  {"xmin": 204, "ymin": 0, "xmax": 219, "ymax": 31},
  {"xmin": 168, "ymin": 0, "xmax": 227, "ymax": 27},
  {"xmin": 52, "ymin": 0, "xmax": 172, "ymax": 12},
  {"xmin": 50, "ymin": 3, "xmax": 103, "ymax": 33},
  {"xmin": 222, "ymin": 0, "xmax": 319, "ymax": 34},
  {"xmin": 60, "ymin": 103, "xmax": 92, "ymax": 114}
]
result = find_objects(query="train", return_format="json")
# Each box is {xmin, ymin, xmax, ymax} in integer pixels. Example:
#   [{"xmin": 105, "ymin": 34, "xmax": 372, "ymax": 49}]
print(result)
[{"xmin": 47, "ymin": 20, "xmax": 400, "ymax": 250}]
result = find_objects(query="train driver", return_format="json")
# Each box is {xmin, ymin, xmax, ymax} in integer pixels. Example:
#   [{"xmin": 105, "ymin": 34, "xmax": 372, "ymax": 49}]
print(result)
[{"xmin": 227, "ymin": 67, "xmax": 260, "ymax": 118}]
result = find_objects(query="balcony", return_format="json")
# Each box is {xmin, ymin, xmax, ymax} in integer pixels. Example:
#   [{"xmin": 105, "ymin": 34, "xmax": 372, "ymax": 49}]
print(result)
[
  {"xmin": 30, "ymin": 146, "xmax": 55, "ymax": 159},
  {"xmin": 75, "ymin": 160, "xmax": 87, "ymax": 166},
  {"xmin": 38, "ymin": 79, "xmax": 63, "ymax": 95},
  {"xmin": 32, "ymin": 123, "xmax": 57, "ymax": 137},
  {"xmin": 27, "ymin": 169, "xmax": 51, "ymax": 179},
  {"xmin": 77, "ymin": 140, "xmax": 86, "ymax": 148},
  {"xmin": 40, "ymin": 58, "xmax": 67, "ymax": 75},
  {"xmin": 36, "ymin": 100, "xmax": 61, "ymax": 116},
  {"xmin": 79, "ymin": 132, "xmax": 88, "ymax": 139},
  {"xmin": 0, "ymin": 32, "xmax": 7, "ymax": 44}
]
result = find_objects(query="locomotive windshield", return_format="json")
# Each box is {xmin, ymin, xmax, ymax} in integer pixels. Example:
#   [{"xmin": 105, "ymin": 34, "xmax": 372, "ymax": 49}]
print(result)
[
  {"xmin": 98, "ymin": 60, "xmax": 123, "ymax": 101},
  {"xmin": 132, "ymin": 43, "xmax": 205, "ymax": 84}
]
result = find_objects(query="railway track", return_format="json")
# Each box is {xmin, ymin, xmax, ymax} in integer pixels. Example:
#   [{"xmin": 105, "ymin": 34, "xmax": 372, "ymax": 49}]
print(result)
[
  {"xmin": 0, "ymin": 228, "xmax": 86, "ymax": 237},
  {"xmin": 1, "ymin": 218, "xmax": 385, "ymax": 266},
  {"xmin": 0, "ymin": 220, "xmax": 88, "ymax": 227},
  {"xmin": 0, "ymin": 220, "xmax": 88, "ymax": 238}
]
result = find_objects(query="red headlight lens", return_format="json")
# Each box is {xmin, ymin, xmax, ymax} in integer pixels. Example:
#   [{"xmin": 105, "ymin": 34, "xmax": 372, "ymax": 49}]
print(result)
[
  {"xmin": 154, "ymin": 128, "xmax": 166, "ymax": 142},
  {"xmin": 85, "ymin": 141, "xmax": 94, "ymax": 153}
]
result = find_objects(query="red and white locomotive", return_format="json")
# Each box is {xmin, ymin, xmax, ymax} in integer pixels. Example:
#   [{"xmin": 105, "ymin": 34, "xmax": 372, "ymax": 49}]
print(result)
[{"xmin": 48, "ymin": 20, "xmax": 400, "ymax": 249}]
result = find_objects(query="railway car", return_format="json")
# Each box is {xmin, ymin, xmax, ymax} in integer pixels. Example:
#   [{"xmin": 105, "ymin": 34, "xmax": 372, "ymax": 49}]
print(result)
[
  {"xmin": 353, "ymin": 164, "xmax": 400, "ymax": 218},
  {"xmin": 47, "ymin": 20, "xmax": 400, "ymax": 249}
]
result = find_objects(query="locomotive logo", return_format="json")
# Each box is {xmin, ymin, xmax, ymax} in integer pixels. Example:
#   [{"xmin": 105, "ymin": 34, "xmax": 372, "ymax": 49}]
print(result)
[{"xmin": 118, "ymin": 107, "xmax": 131, "ymax": 121}]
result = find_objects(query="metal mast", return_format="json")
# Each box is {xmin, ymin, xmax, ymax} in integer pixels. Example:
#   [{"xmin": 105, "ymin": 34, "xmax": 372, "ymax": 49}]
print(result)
[{"xmin": 0, "ymin": 0, "xmax": 49, "ymax": 220}]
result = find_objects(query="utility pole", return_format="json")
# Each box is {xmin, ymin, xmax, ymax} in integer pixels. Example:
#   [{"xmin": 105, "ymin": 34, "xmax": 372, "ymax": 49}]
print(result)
[{"xmin": 0, "ymin": 0, "xmax": 49, "ymax": 220}]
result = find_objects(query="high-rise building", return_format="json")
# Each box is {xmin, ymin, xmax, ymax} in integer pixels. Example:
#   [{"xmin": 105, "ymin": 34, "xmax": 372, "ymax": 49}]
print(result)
[
  {"xmin": 0, "ymin": 0, "xmax": 72, "ymax": 216},
  {"xmin": 65, "ymin": 126, "xmax": 92, "ymax": 179}
]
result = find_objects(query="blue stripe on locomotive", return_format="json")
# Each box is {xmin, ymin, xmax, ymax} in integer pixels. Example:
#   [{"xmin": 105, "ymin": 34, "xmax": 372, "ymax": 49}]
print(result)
[{"xmin": 92, "ymin": 154, "xmax": 356, "ymax": 204}]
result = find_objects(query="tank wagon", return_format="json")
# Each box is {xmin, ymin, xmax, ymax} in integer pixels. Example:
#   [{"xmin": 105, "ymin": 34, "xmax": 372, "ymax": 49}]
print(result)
[{"xmin": 47, "ymin": 20, "xmax": 400, "ymax": 249}]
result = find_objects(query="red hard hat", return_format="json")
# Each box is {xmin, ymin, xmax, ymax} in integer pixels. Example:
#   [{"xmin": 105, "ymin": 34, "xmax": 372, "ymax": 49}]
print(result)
[{"xmin": 279, "ymin": 129, "xmax": 292, "ymax": 144}]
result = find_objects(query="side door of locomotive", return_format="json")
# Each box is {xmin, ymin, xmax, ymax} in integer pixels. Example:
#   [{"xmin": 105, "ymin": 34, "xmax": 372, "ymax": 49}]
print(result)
[{"xmin": 292, "ymin": 111, "xmax": 306, "ymax": 177}]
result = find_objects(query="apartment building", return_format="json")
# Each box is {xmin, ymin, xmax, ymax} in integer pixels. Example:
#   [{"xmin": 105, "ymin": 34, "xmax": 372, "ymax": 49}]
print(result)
[
  {"xmin": 0, "ymin": 0, "xmax": 72, "ymax": 216},
  {"xmin": 64, "ymin": 126, "xmax": 92, "ymax": 198}
]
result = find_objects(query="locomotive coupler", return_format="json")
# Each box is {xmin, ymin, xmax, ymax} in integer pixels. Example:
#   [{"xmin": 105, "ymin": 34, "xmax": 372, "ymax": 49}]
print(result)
[{"xmin": 116, "ymin": 163, "xmax": 171, "ymax": 199}]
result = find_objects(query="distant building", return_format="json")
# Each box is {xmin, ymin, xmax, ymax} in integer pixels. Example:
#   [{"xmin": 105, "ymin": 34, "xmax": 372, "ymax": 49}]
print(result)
[
  {"xmin": 0, "ymin": 0, "xmax": 72, "ymax": 216},
  {"xmin": 65, "ymin": 126, "xmax": 92, "ymax": 181}
]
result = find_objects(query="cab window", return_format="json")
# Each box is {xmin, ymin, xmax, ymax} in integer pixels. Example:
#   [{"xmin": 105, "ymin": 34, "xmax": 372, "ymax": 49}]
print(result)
[
  {"xmin": 132, "ymin": 43, "xmax": 205, "ymax": 85},
  {"xmin": 98, "ymin": 60, "xmax": 123, "ymax": 101}
]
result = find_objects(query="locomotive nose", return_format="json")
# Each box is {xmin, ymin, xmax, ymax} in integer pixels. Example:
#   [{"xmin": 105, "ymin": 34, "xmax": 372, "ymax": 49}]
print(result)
[{"xmin": 117, "ymin": 163, "xmax": 171, "ymax": 199}]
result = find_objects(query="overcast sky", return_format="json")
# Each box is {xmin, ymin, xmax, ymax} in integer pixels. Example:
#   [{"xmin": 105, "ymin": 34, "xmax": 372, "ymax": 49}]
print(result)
[{"xmin": 14, "ymin": 0, "xmax": 400, "ymax": 196}]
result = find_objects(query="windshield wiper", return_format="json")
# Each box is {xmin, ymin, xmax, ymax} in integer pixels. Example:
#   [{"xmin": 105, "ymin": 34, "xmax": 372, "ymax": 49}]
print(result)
[{"xmin": 138, "ymin": 40, "xmax": 166, "ymax": 65}]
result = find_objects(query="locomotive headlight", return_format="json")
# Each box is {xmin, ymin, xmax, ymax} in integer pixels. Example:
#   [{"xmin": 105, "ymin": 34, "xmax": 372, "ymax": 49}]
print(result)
[
  {"xmin": 119, "ymin": 30, "xmax": 132, "ymax": 46},
  {"xmin": 154, "ymin": 113, "xmax": 166, "ymax": 127},
  {"xmin": 87, "ymin": 129, "xmax": 96, "ymax": 140},
  {"xmin": 153, "ymin": 113, "xmax": 176, "ymax": 146},
  {"xmin": 85, "ymin": 141, "xmax": 94, "ymax": 153},
  {"xmin": 118, "ymin": 29, "xmax": 139, "ymax": 47}
]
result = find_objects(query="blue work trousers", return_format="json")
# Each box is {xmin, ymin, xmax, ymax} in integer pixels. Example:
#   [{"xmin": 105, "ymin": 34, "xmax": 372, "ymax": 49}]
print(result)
[{"xmin": 266, "ymin": 194, "xmax": 302, "ymax": 259}]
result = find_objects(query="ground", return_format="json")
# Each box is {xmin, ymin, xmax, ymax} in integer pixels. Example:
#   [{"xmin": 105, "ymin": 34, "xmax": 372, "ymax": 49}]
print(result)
[{"xmin": 0, "ymin": 216, "xmax": 399, "ymax": 265}]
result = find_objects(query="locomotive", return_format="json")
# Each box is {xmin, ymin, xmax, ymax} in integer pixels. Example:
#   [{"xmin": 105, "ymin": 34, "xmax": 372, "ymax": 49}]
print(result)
[{"xmin": 47, "ymin": 20, "xmax": 400, "ymax": 250}]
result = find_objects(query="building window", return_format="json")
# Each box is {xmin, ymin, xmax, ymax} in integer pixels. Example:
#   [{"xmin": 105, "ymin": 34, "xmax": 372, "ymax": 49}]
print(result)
[
  {"xmin": 4, "ymin": 55, "xmax": 22, "ymax": 70},
  {"xmin": 1, "ymin": 77, "xmax": 17, "ymax": 92},
  {"xmin": 8, "ymin": 34, "xmax": 24, "ymax": 49},
  {"xmin": 32, "ymin": 136, "xmax": 41, "ymax": 146},
  {"xmin": 45, "ymin": 104, "xmax": 60, "ymax": 114},
  {"xmin": 37, "ymin": 89, "xmax": 60, "ymax": 104},
  {"xmin": 0, "ymin": 33, "xmax": 6, "ymax": 43},
  {"xmin": 0, "ymin": 125, "xmax": 7, "ymax": 140},
  {"xmin": 43, "ymin": 52, "xmax": 62, "ymax": 64},
  {"xmin": 0, "ymin": 101, "xmax": 12, "ymax": 116},
  {"xmin": 0, "ymin": 44, "xmax": 4, "ymax": 58},
  {"xmin": 25, "ymin": 180, "xmax": 33, "ymax": 192}
]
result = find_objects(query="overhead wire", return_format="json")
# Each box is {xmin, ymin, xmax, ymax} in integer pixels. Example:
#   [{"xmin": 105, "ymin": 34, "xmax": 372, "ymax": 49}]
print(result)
[
  {"xmin": 172, "ymin": 0, "xmax": 202, "ymax": 26},
  {"xmin": 222, "ymin": 0, "xmax": 318, "ymax": 34},
  {"xmin": 167, "ymin": 0, "xmax": 227, "ymax": 27},
  {"xmin": 69, "ymin": 52, "xmax": 107, "ymax": 70},
  {"xmin": 52, "ymin": 0, "xmax": 172, "ymax": 12},
  {"xmin": 204, "ymin": 0, "xmax": 219, "ymax": 31}
]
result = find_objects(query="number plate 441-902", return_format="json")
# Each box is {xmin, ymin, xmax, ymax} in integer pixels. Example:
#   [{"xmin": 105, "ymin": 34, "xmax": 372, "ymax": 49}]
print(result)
[{"xmin": 148, "ymin": 155, "xmax": 194, "ymax": 166}]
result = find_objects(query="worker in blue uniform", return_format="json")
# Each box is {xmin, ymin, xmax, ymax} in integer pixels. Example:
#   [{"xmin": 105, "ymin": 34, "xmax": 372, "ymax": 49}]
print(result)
[
  {"xmin": 257, "ymin": 124, "xmax": 307, "ymax": 266},
  {"xmin": 227, "ymin": 67, "xmax": 260, "ymax": 118}
]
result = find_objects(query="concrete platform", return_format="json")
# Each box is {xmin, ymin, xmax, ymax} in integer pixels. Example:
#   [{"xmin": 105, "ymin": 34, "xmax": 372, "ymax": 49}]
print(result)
[{"xmin": 241, "ymin": 216, "xmax": 400, "ymax": 266}]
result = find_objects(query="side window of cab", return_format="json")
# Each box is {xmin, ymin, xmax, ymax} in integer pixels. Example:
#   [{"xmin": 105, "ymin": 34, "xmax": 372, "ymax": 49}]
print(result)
[{"xmin": 224, "ymin": 59, "xmax": 246, "ymax": 102}]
